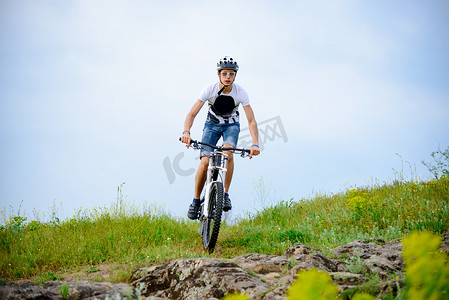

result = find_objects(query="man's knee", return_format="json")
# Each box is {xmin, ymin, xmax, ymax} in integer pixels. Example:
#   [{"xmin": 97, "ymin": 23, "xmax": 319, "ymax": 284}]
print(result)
[
  {"xmin": 223, "ymin": 144, "xmax": 235, "ymax": 161},
  {"xmin": 199, "ymin": 156, "xmax": 209, "ymax": 169}
]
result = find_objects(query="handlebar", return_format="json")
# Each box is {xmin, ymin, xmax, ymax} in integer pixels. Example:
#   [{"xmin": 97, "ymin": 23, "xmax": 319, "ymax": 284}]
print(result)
[{"xmin": 179, "ymin": 138, "xmax": 250, "ymax": 155}]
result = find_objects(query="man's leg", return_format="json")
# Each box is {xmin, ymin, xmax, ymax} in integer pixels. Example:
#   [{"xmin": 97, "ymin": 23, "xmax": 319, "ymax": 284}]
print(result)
[
  {"xmin": 194, "ymin": 120, "xmax": 219, "ymax": 199},
  {"xmin": 188, "ymin": 156, "xmax": 209, "ymax": 220},
  {"xmin": 221, "ymin": 122, "xmax": 239, "ymax": 212},
  {"xmin": 194, "ymin": 156, "xmax": 209, "ymax": 199},
  {"xmin": 223, "ymin": 145, "xmax": 234, "ymax": 212},
  {"xmin": 223, "ymin": 146, "xmax": 234, "ymax": 194}
]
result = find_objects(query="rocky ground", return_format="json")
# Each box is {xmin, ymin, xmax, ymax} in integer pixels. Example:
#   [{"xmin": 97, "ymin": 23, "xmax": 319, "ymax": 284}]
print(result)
[{"xmin": 2, "ymin": 233, "xmax": 448, "ymax": 299}]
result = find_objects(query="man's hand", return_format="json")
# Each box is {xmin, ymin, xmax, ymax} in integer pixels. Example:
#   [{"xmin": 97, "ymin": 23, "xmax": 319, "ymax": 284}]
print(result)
[
  {"xmin": 249, "ymin": 145, "xmax": 260, "ymax": 159},
  {"xmin": 181, "ymin": 132, "xmax": 192, "ymax": 148}
]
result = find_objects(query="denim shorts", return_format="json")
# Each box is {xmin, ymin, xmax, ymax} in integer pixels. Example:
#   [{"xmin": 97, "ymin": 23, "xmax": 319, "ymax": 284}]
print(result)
[{"xmin": 200, "ymin": 121, "xmax": 240, "ymax": 157}]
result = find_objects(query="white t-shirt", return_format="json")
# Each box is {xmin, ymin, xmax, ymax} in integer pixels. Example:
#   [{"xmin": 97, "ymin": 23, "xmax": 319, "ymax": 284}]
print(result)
[{"xmin": 199, "ymin": 82, "xmax": 250, "ymax": 124}]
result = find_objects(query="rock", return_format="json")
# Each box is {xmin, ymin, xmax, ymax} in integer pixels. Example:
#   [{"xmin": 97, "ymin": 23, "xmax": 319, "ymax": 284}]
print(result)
[
  {"xmin": 333, "ymin": 238, "xmax": 403, "ymax": 278},
  {"xmin": 230, "ymin": 253, "xmax": 289, "ymax": 289},
  {"xmin": 329, "ymin": 272, "xmax": 366, "ymax": 285},
  {"xmin": 232, "ymin": 253, "xmax": 289, "ymax": 274},
  {"xmin": 0, "ymin": 281, "xmax": 61, "ymax": 300},
  {"xmin": 45, "ymin": 281, "xmax": 135, "ymax": 299},
  {"xmin": 284, "ymin": 244, "xmax": 313, "ymax": 257},
  {"xmin": 0, "ymin": 280, "xmax": 136, "ymax": 300},
  {"xmin": 289, "ymin": 252, "xmax": 338, "ymax": 274},
  {"xmin": 130, "ymin": 257, "xmax": 270, "ymax": 300},
  {"xmin": 5, "ymin": 233, "xmax": 447, "ymax": 300}
]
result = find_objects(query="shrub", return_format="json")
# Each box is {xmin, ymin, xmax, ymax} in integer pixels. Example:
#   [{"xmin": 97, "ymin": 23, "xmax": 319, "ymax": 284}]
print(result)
[
  {"xmin": 402, "ymin": 231, "xmax": 449, "ymax": 299},
  {"xmin": 287, "ymin": 269, "xmax": 338, "ymax": 300},
  {"xmin": 422, "ymin": 146, "xmax": 449, "ymax": 179},
  {"xmin": 222, "ymin": 293, "xmax": 249, "ymax": 300}
]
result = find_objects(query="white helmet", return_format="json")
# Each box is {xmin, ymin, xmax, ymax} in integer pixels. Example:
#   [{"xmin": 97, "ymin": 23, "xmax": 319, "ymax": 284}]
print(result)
[{"xmin": 216, "ymin": 56, "xmax": 239, "ymax": 71}]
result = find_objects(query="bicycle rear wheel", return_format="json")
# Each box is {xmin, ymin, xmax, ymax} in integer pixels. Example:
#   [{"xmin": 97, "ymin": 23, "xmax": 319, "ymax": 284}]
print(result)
[{"xmin": 202, "ymin": 181, "xmax": 224, "ymax": 253}]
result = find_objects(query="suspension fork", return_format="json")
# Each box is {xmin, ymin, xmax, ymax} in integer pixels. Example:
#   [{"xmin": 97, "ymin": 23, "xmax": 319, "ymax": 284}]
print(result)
[{"xmin": 203, "ymin": 152, "xmax": 228, "ymax": 218}]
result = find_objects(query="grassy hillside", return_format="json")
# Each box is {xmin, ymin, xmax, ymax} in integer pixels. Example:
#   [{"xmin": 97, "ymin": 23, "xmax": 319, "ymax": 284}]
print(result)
[
  {"xmin": 1, "ymin": 148, "xmax": 448, "ymax": 283},
  {"xmin": 1, "ymin": 177, "xmax": 447, "ymax": 283}
]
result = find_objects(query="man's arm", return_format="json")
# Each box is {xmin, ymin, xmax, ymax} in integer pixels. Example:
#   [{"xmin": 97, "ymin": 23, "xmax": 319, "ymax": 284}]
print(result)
[
  {"xmin": 181, "ymin": 99, "xmax": 205, "ymax": 147},
  {"xmin": 243, "ymin": 105, "xmax": 260, "ymax": 159}
]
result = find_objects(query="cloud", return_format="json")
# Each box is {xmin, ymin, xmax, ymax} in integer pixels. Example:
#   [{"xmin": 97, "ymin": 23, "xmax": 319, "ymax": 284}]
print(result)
[{"xmin": 1, "ymin": 0, "xmax": 448, "ymax": 218}]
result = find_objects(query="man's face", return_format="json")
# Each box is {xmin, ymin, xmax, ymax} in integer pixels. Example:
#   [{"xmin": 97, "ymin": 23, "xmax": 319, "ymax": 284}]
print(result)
[{"xmin": 218, "ymin": 69, "xmax": 236, "ymax": 85}]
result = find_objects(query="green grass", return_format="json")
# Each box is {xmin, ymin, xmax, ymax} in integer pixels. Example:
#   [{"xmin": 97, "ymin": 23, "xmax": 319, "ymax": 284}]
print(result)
[
  {"xmin": 0, "ymin": 204, "xmax": 203, "ymax": 280},
  {"xmin": 220, "ymin": 178, "xmax": 448, "ymax": 258},
  {"xmin": 1, "ymin": 176, "xmax": 448, "ymax": 282}
]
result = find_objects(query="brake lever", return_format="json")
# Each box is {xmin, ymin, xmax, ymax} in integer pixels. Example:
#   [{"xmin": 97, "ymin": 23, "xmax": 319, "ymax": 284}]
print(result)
[
  {"xmin": 191, "ymin": 141, "xmax": 200, "ymax": 150},
  {"xmin": 240, "ymin": 150, "xmax": 250, "ymax": 158}
]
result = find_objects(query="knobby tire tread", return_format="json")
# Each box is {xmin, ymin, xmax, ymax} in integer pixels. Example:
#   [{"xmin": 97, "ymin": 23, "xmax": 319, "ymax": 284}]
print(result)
[{"xmin": 202, "ymin": 182, "xmax": 224, "ymax": 253}]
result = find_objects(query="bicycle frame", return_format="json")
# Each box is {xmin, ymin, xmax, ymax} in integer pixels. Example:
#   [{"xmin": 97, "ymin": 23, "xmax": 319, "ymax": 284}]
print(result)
[
  {"xmin": 203, "ymin": 150, "xmax": 228, "ymax": 219},
  {"xmin": 180, "ymin": 137, "xmax": 249, "ymax": 252}
]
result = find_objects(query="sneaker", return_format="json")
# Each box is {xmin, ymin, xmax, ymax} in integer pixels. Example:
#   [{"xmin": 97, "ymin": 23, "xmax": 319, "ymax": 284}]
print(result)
[
  {"xmin": 187, "ymin": 203, "xmax": 200, "ymax": 220},
  {"xmin": 223, "ymin": 194, "xmax": 232, "ymax": 212}
]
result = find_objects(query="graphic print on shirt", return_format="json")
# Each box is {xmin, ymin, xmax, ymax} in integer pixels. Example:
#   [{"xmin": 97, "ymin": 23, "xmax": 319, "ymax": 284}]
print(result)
[
  {"xmin": 199, "ymin": 82, "xmax": 250, "ymax": 124},
  {"xmin": 211, "ymin": 95, "xmax": 237, "ymax": 117}
]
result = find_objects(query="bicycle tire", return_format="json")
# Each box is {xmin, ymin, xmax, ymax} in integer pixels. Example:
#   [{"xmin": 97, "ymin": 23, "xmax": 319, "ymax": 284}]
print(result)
[{"xmin": 202, "ymin": 181, "xmax": 224, "ymax": 253}]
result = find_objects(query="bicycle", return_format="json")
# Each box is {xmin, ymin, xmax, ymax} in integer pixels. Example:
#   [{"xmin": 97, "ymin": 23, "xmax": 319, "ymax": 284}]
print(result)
[{"xmin": 180, "ymin": 138, "xmax": 250, "ymax": 253}]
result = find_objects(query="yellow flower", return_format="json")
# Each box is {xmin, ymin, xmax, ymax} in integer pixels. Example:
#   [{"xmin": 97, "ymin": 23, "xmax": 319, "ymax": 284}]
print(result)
[
  {"xmin": 346, "ymin": 196, "xmax": 367, "ymax": 211},
  {"xmin": 287, "ymin": 269, "xmax": 338, "ymax": 300},
  {"xmin": 222, "ymin": 293, "xmax": 249, "ymax": 300}
]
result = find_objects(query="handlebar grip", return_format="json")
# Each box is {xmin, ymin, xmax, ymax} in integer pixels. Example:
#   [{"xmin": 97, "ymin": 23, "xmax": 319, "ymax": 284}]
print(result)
[{"xmin": 179, "ymin": 137, "xmax": 197, "ymax": 144}]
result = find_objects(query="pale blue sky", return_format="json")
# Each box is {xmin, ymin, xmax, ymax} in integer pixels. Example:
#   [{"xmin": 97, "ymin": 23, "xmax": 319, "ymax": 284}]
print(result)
[{"xmin": 1, "ymin": 0, "xmax": 448, "ymax": 221}]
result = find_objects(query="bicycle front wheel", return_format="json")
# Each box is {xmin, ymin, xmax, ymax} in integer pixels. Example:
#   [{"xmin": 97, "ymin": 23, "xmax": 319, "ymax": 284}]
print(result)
[{"xmin": 202, "ymin": 181, "xmax": 224, "ymax": 253}]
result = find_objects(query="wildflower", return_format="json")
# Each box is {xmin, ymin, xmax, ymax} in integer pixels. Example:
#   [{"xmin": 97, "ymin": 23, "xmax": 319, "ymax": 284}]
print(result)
[
  {"xmin": 346, "ymin": 196, "xmax": 367, "ymax": 211},
  {"xmin": 287, "ymin": 269, "xmax": 337, "ymax": 299},
  {"xmin": 402, "ymin": 231, "xmax": 449, "ymax": 299}
]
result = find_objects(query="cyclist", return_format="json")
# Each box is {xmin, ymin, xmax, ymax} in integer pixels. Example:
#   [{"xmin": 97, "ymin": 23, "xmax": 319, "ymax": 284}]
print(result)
[{"xmin": 181, "ymin": 56, "xmax": 260, "ymax": 220}]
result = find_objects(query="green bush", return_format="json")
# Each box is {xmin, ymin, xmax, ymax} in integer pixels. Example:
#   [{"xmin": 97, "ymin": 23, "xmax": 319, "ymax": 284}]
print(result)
[
  {"xmin": 422, "ymin": 146, "xmax": 449, "ymax": 179},
  {"xmin": 287, "ymin": 269, "xmax": 338, "ymax": 300},
  {"xmin": 402, "ymin": 231, "xmax": 449, "ymax": 299}
]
